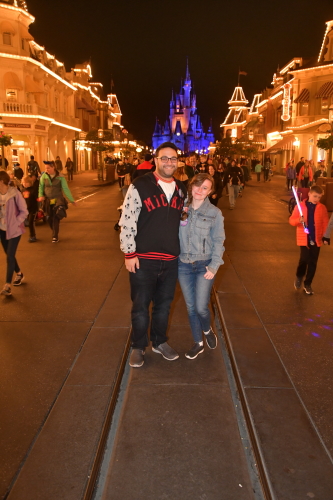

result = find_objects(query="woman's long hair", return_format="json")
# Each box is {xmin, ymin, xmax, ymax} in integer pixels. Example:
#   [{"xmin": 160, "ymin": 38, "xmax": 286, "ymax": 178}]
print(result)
[{"xmin": 187, "ymin": 173, "xmax": 214, "ymax": 206}]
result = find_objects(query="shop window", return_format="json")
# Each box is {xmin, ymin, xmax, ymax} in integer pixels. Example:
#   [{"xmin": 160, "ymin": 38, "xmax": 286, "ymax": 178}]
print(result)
[
  {"xmin": 321, "ymin": 98, "xmax": 329, "ymax": 113},
  {"xmin": 300, "ymin": 103, "xmax": 309, "ymax": 116},
  {"xmin": 3, "ymin": 32, "xmax": 12, "ymax": 45},
  {"xmin": 6, "ymin": 89, "xmax": 17, "ymax": 101}
]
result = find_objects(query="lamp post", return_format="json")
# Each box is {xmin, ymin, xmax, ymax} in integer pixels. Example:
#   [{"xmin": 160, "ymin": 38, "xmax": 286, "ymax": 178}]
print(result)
[
  {"xmin": 98, "ymin": 128, "xmax": 104, "ymax": 181},
  {"xmin": 328, "ymin": 105, "xmax": 333, "ymax": 178}
]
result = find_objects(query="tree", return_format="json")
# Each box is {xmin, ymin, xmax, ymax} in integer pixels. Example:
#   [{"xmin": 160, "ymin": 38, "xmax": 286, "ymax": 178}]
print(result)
[{"xmin": 85, "ymin": 129, "xmax": 115, "ymax": 153}]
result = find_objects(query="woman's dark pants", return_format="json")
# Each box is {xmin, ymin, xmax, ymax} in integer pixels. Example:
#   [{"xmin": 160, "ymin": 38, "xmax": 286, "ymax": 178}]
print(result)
[
  {"xmin": 28, "ymin": 212, "xmax": 36, "ymax": 238},
  {"xmin": 0, "ymin": 230, "xmax": 21, "ymax": 283},
  {"xmin": 129, "ymin": 258, "xmax": 178, "ymax": 349},
  {"xmin": 48, "ymin": 205, "xmax": 60, "ymax": 238}
]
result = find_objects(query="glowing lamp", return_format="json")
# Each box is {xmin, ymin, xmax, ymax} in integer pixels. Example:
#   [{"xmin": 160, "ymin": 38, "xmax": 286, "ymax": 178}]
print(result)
[
  {"xmin": 136, "ymin": 147, "xmax": 142, "ymax": 152},
  {"xmin": 293, "ymin": 138, "xmax": 300, "ymax": 147},
  {"xmin": 98, "ymin": 129, "xmax": 104, "ymax": 139}
]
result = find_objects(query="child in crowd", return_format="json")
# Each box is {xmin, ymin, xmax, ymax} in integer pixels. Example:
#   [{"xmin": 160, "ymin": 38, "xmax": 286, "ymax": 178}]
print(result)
[
  {"xmin": 289, "ymin": 185, "xmax": 329, "ymax": 295},
  {"xmin": 255, "ymin": 161, "xmax": 263, "ymax": 182},
  {"xmin": 21, "ymin": 176, "xmax": 39, "ymax": 242}
]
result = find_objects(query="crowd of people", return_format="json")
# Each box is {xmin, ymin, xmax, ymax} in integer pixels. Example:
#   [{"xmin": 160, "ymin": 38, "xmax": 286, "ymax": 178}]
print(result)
[
  {"xmin": 0, "ymin": 156, "xmax": 75, "ymax": 296},
  {"xmin": 285, "ymin": 157, "xmax": 327, "ymax": 189}
]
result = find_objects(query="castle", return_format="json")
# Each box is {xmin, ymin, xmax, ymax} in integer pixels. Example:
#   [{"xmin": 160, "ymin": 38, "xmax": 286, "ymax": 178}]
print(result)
[{"xmin": 152, "ymin": 62, "xmax": 215, "ymax": 153}]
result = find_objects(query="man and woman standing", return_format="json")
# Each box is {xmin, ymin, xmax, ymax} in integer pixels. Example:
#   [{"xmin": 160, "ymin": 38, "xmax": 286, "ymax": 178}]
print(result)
[
  {"xmin": 223, "ymin": 160, "xmax": 244, "ymax": 209},
  {"xmin": 119, "ymin": 142, "xmax": 225, "ymax": 367}
]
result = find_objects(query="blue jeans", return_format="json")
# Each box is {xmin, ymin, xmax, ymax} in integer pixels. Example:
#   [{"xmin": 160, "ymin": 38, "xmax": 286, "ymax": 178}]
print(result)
[
  {"xmin": 129, "ymin": 258, "xmax": 178, "ymax": 349},
  {"xmin": 228, "ymin": 185, "xmax": 240, "ymax": 207},
  {"xmin": 178, "ymin": 259, "xmax": 215, "ymax": 343}
]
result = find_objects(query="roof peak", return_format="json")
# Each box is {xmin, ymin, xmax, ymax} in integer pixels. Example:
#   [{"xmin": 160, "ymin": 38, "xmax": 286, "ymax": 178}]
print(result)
[{"xmin": 0, "ymin": 0, "xmax": 29, "ymax": 11}]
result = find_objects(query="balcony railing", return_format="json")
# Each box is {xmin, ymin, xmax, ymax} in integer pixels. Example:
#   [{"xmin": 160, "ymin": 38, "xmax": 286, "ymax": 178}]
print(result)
[
  {"xmin": 3, "ymin": 102, "xmax": 33, "ymax": 113},
  {"xmin": 1, "ymin": 102, "xmax": 80, "ymax": 129}
]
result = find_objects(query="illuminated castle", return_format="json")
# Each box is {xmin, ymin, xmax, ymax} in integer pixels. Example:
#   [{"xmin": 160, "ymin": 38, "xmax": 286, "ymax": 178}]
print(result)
[{"xmin": 152, "ymin": 62, "xmax": 215, "ymax": 153}]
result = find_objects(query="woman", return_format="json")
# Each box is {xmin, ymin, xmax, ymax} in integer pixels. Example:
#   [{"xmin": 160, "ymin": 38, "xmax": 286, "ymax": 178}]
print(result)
[
  {"xmin": 116, "ymin": 159, "xmax": 129, "ymax": 189},
  {"xmin": 299, "ymin": 160, "xmax": 313, "ymax": 188},
  {"xmin": 173, "ymin": 161, "xmax": 189, "ymax": 187},
  {"xmin": 0, "ymin": 171, "xmax": 28, "ymax": 296},
  {"xmin": 38, "ymin": 161, "xmax": 75, "ymax": 243},
  {"xmin": 178, "ymin": 173, "xmax": 225, "ymax": 359},
  {"xmin": 207, "ymin": 164, "xmax": 222, "ymax": 206},
  {"xmin": 65, "ymin": 157, "xmax": 74, "ymax": 181}
]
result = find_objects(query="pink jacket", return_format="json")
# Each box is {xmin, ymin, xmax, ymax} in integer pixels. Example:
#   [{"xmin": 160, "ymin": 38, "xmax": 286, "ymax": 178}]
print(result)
[{"xmin": 2, "ymin": 187, "xmax": 28, "ymax": 239}]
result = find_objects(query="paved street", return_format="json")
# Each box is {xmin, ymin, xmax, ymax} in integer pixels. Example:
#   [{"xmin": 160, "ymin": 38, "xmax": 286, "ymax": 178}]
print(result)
[{"xmin": 1, "ymin": 173, "xmax": 333, "ymax": 499}]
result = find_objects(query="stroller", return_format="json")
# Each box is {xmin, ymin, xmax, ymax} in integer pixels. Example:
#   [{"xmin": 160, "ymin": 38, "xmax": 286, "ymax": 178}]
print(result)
[
  {"xmin": 288, "ymin": 187, "xmax": 310, "ymax": 215},
  {"xmin": 24, "ymin": 203, "xmax": 47, "ymax": 227}
]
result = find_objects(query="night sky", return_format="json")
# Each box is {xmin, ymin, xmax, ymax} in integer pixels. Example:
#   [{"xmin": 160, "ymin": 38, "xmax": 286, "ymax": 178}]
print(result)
[{"xmin": 27, "ymin": 0, "xmax": 333, "ymax": 143}]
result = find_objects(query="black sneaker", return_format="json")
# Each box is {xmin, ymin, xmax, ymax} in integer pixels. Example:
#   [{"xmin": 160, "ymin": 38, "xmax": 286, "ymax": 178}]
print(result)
[
  {"xmin": 29, "ymin": 236, "xmax": 37, "ymax": 243},
  {"xmin": 152, "ymin": 342, "xmax": 179, "ymax": 360},
  {"xmin": 204, "ymin": 329, "xmax": 217, "ymax": 349},
  {"xmin": 294, "ymin": 276, "xmax": 303, "ymax": 290},
  {"xmin": 52, "ymin": 238, "xmax": 59, "ymax": 243},
  {"xmin": 185, "ymin": 342, "xmax": 204, "ymax": 360},
  {"xmin": 129, "ymin": 348, "xmax": 145, "ymax": 368},
  {"xmin": 13, "ymin": 273, "xmax": 24, "ymax": 286},
  {"xmin": 1, "ymin": 285, "xmax": 12, "ymax": 296},
  {"xmin": 304, "ymin": 285, "xmax": 314, "ymax": 295}
]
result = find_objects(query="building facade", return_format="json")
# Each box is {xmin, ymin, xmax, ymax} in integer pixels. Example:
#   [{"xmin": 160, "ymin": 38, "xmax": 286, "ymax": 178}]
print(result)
[
  {"xmin": 152, "ymin": 62, "xmax": 215, "ymax": 153},
  {"xmin": 0, "ymin": 0, "xmax": 124, "ymax": 173}
]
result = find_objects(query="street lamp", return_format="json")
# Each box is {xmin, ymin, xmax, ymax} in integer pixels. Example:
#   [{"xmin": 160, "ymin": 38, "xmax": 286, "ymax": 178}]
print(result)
[
  {"xmin": 328, "ymin": 105, "xmax": 333, "ymax": 178},
  {"xmin": 98, "ymin": 129, "xmax": 104, "ymax": 181}
]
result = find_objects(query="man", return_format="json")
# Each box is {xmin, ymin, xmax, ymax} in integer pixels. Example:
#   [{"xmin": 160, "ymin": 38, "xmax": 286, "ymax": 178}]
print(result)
[
  {"xmin": 295, "ymin": 157, "xmax": 305, "ymax": 178},
  {"xmin": 184, "ymin": 153, "xmax": 198, "ymax": 179},
  {"xmin": 27, "ymin": 155, "xmax": 41, "ymax": 177},
  {"xmin": 223, "ymin": 159, "xmax": 244, "ymax": 210},
  {"xmin": 55, "ymin": 156, "xmax": 63, "ymax": 172},
  {"xmin": 132, "ymin": 153, "xmax": 154, "ymax": 179},
  {"xmin": 198, "ymin": 154, "xmax": 208, "ymax": 173},
  {"xmin": 120, "ymin": 142, "xmax": 187, "ymax": 368},
  {"xmin": 314, "ymin": 163, "xmax": 327, "ymax": 183},
  {"xmin": 13, "ymin": 163, "xmax": 24, "ymax": 180}
]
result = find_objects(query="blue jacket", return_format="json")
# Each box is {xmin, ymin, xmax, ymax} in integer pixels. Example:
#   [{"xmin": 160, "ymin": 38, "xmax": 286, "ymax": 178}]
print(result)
[{"xmin": 179, "ymin": 197, "xmax": 225, "ymax": 274}]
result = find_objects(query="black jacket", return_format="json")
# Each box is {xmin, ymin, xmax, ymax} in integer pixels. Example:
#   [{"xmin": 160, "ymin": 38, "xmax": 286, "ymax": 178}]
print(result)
[
  {"xmin": 127, "ymin": 173, "xmax": 186, "ymax": 259},
  {"xmin": 223, "ymin": 165, "xmax": 244, "ymax": 186}
]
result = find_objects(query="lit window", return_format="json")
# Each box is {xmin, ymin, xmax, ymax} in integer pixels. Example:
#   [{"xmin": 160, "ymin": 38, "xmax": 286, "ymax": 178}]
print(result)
[
  {"xmin": 301, "ymin": 103, "xmax": 309, "ymax": 116},
  {"xmin": 3, "ymin": 32, "xmax": 12, "ymax": 45},
  {"xmin": 6, "ymin": 89, "xmax": 17, "ymax": 101},
  {"xmin": 322, "ymin": 98, "xmax": 329, "ymax": 113}
]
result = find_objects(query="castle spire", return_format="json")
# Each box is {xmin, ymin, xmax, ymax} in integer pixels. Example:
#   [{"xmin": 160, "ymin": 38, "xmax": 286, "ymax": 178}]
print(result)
[{"xmin": 185, "ymin": 57, "xmax": 190, "ymax": 82}]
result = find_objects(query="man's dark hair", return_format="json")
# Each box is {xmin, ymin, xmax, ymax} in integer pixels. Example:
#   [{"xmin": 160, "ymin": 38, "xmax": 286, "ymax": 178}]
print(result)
[
  {"xmin": 310, "ymin": 185, "xmax": 323, "ymax": 194},
  {"xmin": 155, "ymin": 142, "xmax": 178, "ymax": 157},
  {"xmin": 300, "ymin": 157, "xmax": 304, "ymax": 160},
  {"xmin": 30, "ymin": 155, "xmax": 34, "ymax": 160}
]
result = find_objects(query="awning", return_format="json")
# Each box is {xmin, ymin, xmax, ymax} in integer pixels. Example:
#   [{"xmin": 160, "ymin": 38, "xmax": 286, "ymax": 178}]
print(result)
[
  {"xmin": 0, "ymin": 21, "xmax": 16, "ymax": 34},
  {"xmin": 82, "ymin": 98, "xmax": 97, "ymax": 114},
  {"xmin": 315, "ymin": 81, "xmax": 333, "ymax": 98},
  {"xmin": 20, "ymin": 24, "xmax": 34, "ymax": 41},
  {"xmin": 260, "ymin": 135, "xmax": 295, "ymax": 153},
  {"xmin": 76, "ymin": 98, "xmax": 87, "ymax": 109},
  {"xmin": 4, "ymin": 72, "xmax": 22, "ymax": 90},
  {"xmin": 25, "ymin": 75, "xmax": 43, "ymax": 93},
  {"xmin": 294, "ymin": 88, "xmax": 309, "ymax": 103}
]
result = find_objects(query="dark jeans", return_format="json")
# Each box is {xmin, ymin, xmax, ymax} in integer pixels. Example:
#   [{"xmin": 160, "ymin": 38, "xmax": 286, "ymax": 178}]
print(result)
[
  {"xmin": 67, "ymin": 170, "xmax": 73, "ymax": 181},
  {"xmin": 296, "ymin": 245, "xmax": 320, "ymax": 286},
  {"xmin": 28, "ymin": 212, "xmax": 36, "ymax": 238},
  {"xmin": 263, "ymin": 169, "xmax": 269, "ymax": 181},
  {"xmin": 0, "ymin": 230, "xmax": 21, "ymax": 283},
  {"xmin": 287, "ymin": 178, "xmax": 294, "ymax": 190},
  {"xmin": 256, "ymin": 173, "xmax": 261, "ymax": 181},
  {"xmin": 129, "ymin": 258, "xmax": 178, "ymax": 348},
  {"xmin": 48, "ymin": 204, "xmax": 60, "ymax": 238},
  {"xmin": 118, "ymin": 176, "xmax": 125, "ymax": 188},
  {"xmin": 301, "ymin": 178, "xmax": 310, "ymax": 188}
]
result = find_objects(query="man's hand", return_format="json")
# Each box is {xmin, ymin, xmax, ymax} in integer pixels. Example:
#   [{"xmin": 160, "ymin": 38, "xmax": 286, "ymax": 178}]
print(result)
[
  {"xmin": 299, "ymin": 216, "xmax": 305, "ymax": 223},
  {"xmin": 125, "ymin": 257, "xmax": 140, "ymax": 273}
]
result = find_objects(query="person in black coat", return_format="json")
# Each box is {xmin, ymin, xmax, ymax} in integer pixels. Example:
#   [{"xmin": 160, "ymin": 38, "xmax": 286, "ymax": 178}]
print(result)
[{"xmin": 21, "ymin": 175, "xmax": 39, "ymax": 242}]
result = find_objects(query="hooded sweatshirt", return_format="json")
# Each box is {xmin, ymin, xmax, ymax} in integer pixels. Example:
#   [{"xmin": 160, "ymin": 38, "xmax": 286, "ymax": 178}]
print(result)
[{"xmin": 0, "ymin": 186, "xmax": 28, "ymax": 239}]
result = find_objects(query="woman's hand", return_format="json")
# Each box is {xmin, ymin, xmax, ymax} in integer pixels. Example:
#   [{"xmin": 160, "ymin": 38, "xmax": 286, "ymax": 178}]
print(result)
[
  {"xmin": 204, "ymin": 267, "xmax": 215, "ymax": 280},
  {"xmin": 212, "ymin": 194, "xmax": 217, "ymax": 199}
]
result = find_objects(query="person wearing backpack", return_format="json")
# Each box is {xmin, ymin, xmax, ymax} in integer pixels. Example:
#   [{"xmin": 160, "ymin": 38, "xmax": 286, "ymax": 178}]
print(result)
[
  {"xmin": 222, "ymin": 160, "xmax": 244, "ymax": 210},
  {"xmin": 38, "ymin": 161, "xmax": 76, "ymax": 243},
  {"xmin": 27, "ymin": 156, "xmax": 41, "ymax": 177},
  {"xmin": 0, "ymin": 170, "xmax": 28, "ymax": 296}
]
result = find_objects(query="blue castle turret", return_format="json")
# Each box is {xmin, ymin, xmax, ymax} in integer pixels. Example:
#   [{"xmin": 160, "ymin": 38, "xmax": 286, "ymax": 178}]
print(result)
[{"xmin": 152, "ymin": 61, "xmax": 215, "ymax": 153}]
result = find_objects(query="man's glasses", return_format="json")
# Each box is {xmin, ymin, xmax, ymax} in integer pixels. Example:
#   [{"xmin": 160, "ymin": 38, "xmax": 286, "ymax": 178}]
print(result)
[{"xmin": 157, "ymin": 156, "xmax": 178, "ymax": 164}]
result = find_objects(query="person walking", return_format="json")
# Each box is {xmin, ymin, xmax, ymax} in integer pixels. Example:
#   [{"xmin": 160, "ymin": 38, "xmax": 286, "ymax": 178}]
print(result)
[
  {"xmin": 286, "ymin": 161, "xmax": 296, "ymax": 190},
  {"xmin": 38, "ymin": 161, "xmax": 75, "ymax": 243},
  {"xmin": 0, "ymin": 171, "xmax": 28, "ymax": 296},
  {"xmin": 119, "ymin": 142, "xmax": 187, "ymax": 368},
  {"xmin": 54, "ymin": 156, "xmax": 63, "ymax": 173},
  {"xmin": 132, "ymin": 154, "xmax": 154, "ymax": 180},
  {"xmin": 13, "ymin": 163, "xmax": 24, "ymax": 181},
  {"xmin": 184, "ymin": 154, "xmax": 198, "ymax": 180},
  {"xmin": 255, "ymin": 161, "xmax": 262, "ymax": 182},
  {"xmin": 173, "ymin": 161, "xmax": 189, "ymax": 187},
  {"xmin": 178, "ymin": 173, "xmax": 225, "ymax": 359},
  {"xmin": 116, "ymin": 159, "xmax": 129, "ymax": 190},
  {"xmin": 299, "ymin": 160, "xmax": 313, "ymax": 188},
  {"xmin": 208, "ymin": 164, "xmax": 222, "ymax": 206},
  {"xmin": 65, "ymin": 157, "xmax": 74, "ymax": 181},
  {"xmin": 223, "ymin": 160, "xmax": 244, "ymax": 210},
  {"xmin": 27, "ymin": 155, "xmax": 41, "ymax": 177},
  {"xmin": 21, "ymin": 175, "xmax": 38, "ymax": 242},
  {"xmin": 263, "ymin": 157, "xmax": 271, "ymax": 182}
]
